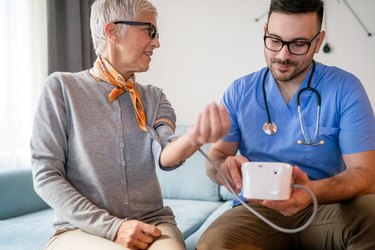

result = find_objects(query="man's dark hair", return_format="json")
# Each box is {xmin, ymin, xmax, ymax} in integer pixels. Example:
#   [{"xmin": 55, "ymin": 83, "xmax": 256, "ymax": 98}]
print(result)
[{"xmin": 267, "ymin": 0, "xmax": 324, "ymax": 29}]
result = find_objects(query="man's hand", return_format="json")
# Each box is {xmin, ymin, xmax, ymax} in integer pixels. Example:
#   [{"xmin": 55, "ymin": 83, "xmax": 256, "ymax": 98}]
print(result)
[
  {"xmin": 259, "ymin": 166, "xmax": 314, "ymax": 216},
  {"xmin": 216, "ymin": 155, "xmax": 249, "ymax": 194},
  {"xmin": 114, "ymin": 220, "xmax": 161, "ymax": 250}
]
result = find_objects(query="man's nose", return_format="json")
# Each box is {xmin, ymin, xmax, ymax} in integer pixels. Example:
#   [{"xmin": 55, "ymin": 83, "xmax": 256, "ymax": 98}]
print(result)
[{"xmin": 277, "ymin": 44, "xmax": 292, "ymax": 60}]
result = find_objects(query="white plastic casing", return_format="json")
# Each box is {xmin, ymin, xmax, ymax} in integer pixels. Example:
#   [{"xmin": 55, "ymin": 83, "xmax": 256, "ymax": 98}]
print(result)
[{"xmin": 242, "ymin": 162, "xmax": 293, "ymax": 200}]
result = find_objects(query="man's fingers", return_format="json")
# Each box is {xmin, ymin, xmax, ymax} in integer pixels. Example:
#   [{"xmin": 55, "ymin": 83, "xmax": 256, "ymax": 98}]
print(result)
[
  {"xmin": 227, "ymin": 163, "xmax": 243, "ymax": 191},
  {"xmin": 218, "ymin": 156, "xmax": 245, "ymax": 193}
]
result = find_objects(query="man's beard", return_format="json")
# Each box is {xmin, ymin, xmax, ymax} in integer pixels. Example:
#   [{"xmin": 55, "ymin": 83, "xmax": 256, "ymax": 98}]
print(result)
[{"xmin": 270, "ymin": 58, "xmax": 299, "ymax": 82}]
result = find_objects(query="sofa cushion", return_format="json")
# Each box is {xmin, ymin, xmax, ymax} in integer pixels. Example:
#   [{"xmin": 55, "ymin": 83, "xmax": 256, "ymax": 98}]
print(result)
[
  {"xmin": 163, "ymin": 198, "xmax": 223, "ymax": 239},
  {"xmin": 185, "ymin": 200, "xmax": 233, "ymax": 250},
  {"xmin": 0, "ymin": 168, "xmax": 49, "ymax": 219},
  {"xmin": 156, "ymin": 125, "xmax": 221, "ymax": 201},
  {"xmin": 0, "ymin": 208, "xmax": 54, "ymax": 250},
  {"xmin": 219, "ymin": 185, "xmax": 236, "ymax": 201}
]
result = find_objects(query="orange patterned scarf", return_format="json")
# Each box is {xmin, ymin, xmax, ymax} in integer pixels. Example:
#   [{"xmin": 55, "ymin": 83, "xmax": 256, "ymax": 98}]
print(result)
[{"xmin": 90, "ymin": 56, "xmax": 147, "ymax": 131}]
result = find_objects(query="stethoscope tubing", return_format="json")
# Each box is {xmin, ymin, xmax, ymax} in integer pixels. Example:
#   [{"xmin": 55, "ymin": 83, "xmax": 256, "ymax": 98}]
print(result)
[
  {"xmin": 262, "ymin": 68, "xmax": 273, "ymax": 125},
  {"xmin": 262, "ymin": 61, "xmax": 323, "ymax": 145}
]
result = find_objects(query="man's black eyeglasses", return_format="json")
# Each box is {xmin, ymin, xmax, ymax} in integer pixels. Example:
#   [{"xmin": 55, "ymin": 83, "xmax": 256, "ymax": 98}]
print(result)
[
  {"xmin": 263, "ymin": 31, "xmax": 321, "ymax": 55},
  {"xmin": 113, "ymin": 21, "xmax": 159, "ymax": 39}
]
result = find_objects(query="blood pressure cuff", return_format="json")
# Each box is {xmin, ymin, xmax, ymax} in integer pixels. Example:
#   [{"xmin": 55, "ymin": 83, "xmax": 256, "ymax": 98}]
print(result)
[
  {"xmin": 155, "ymin": 122, "xmax": 178, "ymax": 147},
  {"xmin": 148, "ymin": 123, "xmax": 185, "ymax": 170}
]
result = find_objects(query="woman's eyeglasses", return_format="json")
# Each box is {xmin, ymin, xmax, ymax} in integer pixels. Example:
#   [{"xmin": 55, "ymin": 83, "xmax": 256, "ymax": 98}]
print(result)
[{"xmin": 113, "ymin": 21, "xmax": 159, "ymax": 39}]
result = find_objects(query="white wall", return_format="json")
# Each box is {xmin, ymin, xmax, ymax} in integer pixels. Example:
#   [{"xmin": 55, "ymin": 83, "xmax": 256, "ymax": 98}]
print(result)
[{"xmin": 138, "ymin": 0, "xmax": 375, "ymax": 125}]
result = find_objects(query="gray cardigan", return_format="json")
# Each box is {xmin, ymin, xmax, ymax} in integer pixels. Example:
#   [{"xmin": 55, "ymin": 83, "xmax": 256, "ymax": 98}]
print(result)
[{"xmin": 31, "ymin": 70, "xmax": 178, "ymax": 241}]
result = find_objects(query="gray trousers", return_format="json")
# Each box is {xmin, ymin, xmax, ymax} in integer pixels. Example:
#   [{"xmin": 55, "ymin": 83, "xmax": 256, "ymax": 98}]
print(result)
[{"xmin": 196, "ymin": 194, "xmax": 375, "ymax": 250}]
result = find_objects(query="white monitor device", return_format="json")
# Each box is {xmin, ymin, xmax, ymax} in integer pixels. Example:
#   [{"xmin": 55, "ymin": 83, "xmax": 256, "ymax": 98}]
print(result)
[{"xmin": 242, "ymin": 162, "xmax": 293, "ymax": 200}]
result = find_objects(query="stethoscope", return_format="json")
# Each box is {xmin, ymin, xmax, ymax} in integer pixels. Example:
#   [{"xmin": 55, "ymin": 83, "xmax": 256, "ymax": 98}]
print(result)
[{"xmin": 262, "ymin": 61, "xmax": 324, "ymax": 146}]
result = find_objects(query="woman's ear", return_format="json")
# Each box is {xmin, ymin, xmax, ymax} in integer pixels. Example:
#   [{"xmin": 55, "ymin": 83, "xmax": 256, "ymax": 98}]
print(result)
[{"xmin": 104, "ymin": 22, "xmax": 119, "ymax": 44}]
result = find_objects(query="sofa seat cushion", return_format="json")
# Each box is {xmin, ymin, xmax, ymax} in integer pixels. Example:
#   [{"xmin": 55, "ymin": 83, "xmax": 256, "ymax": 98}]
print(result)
[
  {"xmin": 0, "ymin": 200, "xmax": 223, "ymax": 250},
  {"xmin": 0, "ymin": 208, "xmax": 54, "ymax": 250},
  {"xmin": 219, "ymin": 185, "xmax": 236, "ymax": 201},
  {"xmin": 185, "ymin": 200, "xmax": 233, "ymax": 250},
  {"xmin": 163, "ymin": 198, "xmax": 223, "ymax": 239}
]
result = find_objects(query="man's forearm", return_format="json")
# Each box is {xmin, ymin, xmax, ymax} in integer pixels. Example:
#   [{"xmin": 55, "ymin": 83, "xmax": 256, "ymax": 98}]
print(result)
[{"xmin": 313, "ymin": 167, "xmax": 375, "ymax": 204}]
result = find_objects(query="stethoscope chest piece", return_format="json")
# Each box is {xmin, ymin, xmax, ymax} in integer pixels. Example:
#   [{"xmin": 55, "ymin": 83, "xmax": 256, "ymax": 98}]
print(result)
[{"xmin": 263, "ymin": 122, "xmax": 278, "ymax": 135}]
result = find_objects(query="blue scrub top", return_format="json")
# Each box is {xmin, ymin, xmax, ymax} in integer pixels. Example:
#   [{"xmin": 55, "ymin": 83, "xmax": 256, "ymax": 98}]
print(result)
[{"xmin": 222, "ymin": 61, "xmax": 375, "ymax": 180}]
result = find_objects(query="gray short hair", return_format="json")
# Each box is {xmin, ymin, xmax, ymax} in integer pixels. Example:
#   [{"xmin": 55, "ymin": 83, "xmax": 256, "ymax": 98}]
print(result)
[{"xmin": 90, "ymin": 0, "xmax": 157, "ymax": 55}]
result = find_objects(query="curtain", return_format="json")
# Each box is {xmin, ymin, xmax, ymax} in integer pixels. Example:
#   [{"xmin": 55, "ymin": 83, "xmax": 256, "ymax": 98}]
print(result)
[
  {"xmin": 0, "ymin": 0, "xmax": 47, "ymax": 168},
  {"xmin": 47, "ymin": 0, "xmax": 96, "ymax": 74},
  {"xmin": 0, "ymin": 0, "xmax": 96, "ymax": 168}
]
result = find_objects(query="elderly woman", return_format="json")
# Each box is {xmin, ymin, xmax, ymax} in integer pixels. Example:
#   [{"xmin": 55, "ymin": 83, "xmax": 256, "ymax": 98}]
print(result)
[{"xmin": 31, "ymin": 0, "xmax": 230, "ymax": 249}]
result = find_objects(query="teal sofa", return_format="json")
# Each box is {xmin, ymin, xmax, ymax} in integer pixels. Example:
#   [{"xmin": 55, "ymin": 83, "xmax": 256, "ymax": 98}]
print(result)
[{"xmin": 0, "ymin": 126, "xmax": 234, "ymax": 250}]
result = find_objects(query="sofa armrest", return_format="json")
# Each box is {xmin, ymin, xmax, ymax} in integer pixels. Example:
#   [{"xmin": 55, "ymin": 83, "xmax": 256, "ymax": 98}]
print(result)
[{"xmin": 0, "ymin": 168, "xmax": 49, "ymax": 220}]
